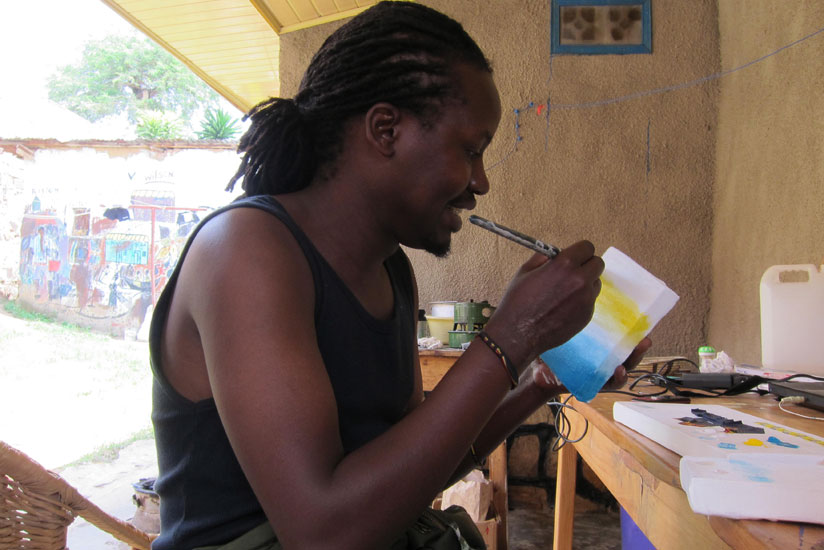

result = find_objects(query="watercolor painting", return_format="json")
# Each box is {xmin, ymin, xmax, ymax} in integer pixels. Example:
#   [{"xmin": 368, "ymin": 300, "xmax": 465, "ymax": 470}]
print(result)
[{"xmin": 542, "ymin": 247, "xmax": 679, "ymax": 401}]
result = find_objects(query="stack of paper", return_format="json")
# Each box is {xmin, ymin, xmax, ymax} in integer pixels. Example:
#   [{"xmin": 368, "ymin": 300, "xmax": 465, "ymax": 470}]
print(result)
[{"xmin": 679, "ymin": 453, "xmax": 824, "ymax": 523}]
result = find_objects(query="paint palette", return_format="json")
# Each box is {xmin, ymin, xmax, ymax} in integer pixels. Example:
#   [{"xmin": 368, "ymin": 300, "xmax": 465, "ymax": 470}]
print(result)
[
  {"xmin": 613, "ymin": 402, "xmax": 824, "ymax": 523},
  {"xmin": 541, "ymin": 247, "xmax": 679, "ymax": 402}
]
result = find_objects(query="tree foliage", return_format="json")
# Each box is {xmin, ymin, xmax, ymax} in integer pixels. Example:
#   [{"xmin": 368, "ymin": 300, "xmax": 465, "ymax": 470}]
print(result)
[{"xmin": 47, "ymin": 33, "xmax": 220, "ymax": 124}]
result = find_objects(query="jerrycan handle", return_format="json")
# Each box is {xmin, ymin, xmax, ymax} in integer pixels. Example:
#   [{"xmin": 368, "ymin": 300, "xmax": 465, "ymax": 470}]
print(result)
[{"xmin": 760, "ymin": 264, "xmax": 818, "ymax": 285}]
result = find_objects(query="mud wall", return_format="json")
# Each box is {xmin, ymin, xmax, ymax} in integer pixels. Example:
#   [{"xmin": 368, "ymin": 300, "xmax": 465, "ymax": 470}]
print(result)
[{"xmin": 280, "ymin": 0, "xmax": 721, "ymax": 360}]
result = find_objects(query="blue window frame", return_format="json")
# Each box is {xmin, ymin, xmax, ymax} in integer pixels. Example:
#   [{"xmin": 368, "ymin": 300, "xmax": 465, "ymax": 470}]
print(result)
[{"xmin": 551, "ymin": 0, "xmax": 652, "ymax": 55}]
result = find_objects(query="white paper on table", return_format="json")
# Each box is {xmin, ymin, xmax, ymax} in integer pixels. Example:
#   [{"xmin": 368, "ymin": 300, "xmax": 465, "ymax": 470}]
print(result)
[
  {"xmin": 613, "ymin": 401, "xmax": 824, "ymax": 524},
  {"xmin": 679, "ymin": 453, "xmax": 824, "ymax": 524}
]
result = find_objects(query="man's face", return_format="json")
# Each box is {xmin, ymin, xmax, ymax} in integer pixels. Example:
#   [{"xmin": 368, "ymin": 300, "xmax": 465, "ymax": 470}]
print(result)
[{"xmin": 388, "ymin": 64, "xmax": 502, "ymax": 257}]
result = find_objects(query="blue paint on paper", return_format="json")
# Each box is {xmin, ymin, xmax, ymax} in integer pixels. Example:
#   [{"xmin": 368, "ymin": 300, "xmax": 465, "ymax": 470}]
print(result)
[
  {"xmin": 729, "ymin": 459, "xmax": 774, "ymax": 483},
  {"xmin": 767, "ymin": 436, "xmax": 799, "ymax": 448},
  {"xmin": 747, "ymin": 475, "xmax": 772, "ymax": 483},
  {"xmin": 718, "ymin": 442, "xmax": 736, "ymax": 450},
  {"xmin": 540, "ymin": 329, "xmax": 620, "ymax": 402}
]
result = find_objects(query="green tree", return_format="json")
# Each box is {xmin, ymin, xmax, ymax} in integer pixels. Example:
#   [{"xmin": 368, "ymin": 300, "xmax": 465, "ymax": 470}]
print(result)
[
  {"xmin": 47, "ymin": 32, "xmax": 219, "ymax": 125},
  {"xmin": 196, "ymin": 107, "xmax": 241, "ymax": 140}
]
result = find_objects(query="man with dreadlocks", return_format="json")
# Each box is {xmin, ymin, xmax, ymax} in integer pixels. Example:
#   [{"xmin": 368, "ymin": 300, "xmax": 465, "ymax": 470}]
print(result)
[{"xmin": 148, "ymin": 2, "xmax": 649, "ymax": 549}]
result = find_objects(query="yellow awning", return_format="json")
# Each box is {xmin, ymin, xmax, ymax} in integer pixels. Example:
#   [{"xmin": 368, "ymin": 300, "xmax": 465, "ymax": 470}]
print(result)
[{"xmin": 101, "ymin": 0, "xmax": 381, "ymax": 112}]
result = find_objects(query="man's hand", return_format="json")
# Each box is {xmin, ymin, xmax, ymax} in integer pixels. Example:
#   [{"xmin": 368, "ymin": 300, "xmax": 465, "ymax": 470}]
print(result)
[
  {"xmin": 602, "ymin": 336, "xmax": 652, "ymax": 390},
  {"xmin": 485, "ymin": 243, "xmax": 604, "ymax": 371},
  {"xmin": 530, "ymin": 337, "xmax": 653, "ymax": 395}
]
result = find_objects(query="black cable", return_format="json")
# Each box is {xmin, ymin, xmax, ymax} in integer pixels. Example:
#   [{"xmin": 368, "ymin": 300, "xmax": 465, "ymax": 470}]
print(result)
[
  {"xmin": 629, "ymin": 372, "xmax": 671, "ymax": 391},
  {"xmin": 545, "ymin": 365, "xmax": 824, "ymax": 452},
  {"xmin": 658, "ymin": 357, "xmax": 699, "ymax": 377},
  {"xmin": 547, "ymin": 395, "xmax": 588, "ymax": 451}
]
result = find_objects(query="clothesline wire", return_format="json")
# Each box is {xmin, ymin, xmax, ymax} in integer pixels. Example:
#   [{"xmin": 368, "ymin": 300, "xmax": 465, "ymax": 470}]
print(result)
[{"xmin": 486, "ymin": 21, "xmax": 824, "ymax": 172}]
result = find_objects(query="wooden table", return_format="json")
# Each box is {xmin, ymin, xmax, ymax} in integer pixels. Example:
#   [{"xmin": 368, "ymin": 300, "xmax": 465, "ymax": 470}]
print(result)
[
  {"xmin": 419, "ymin": 348, "xmax": 508, "ymax": 550},
  {"xmin": 552, "ymin": 392, "xmax": 824, "ymax": 549}
]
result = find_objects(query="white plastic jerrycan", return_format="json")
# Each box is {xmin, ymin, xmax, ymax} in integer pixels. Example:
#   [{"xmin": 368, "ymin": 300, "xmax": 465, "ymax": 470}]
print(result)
[
  {"xmin": 760, "ymin": 263, "xmax": 824, "ymax": 375},
  {"xmin": 541, "ymin": 247, "xmax": 679, "ymax": 402}
]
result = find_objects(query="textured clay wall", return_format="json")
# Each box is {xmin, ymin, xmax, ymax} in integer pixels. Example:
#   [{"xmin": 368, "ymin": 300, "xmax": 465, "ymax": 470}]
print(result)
[
  {"xmin": 281, "ymin": 1, "xmax": 720, "ymax": 359},
  {"xmin": 710, "ymin": 2, "xmax": 824, "ymax": 365}
]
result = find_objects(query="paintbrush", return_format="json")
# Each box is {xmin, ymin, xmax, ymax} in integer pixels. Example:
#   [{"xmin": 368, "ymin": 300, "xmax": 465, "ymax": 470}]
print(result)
[{"xmin": 468, "ymin": 215, "xmax": 560, "ymax": 259}]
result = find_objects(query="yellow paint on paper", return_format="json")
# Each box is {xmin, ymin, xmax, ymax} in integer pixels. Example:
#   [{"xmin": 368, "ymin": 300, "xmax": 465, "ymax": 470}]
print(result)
[
  {"xmin": 756, "ymin": 422, "xmax": 824, "ymax": 447},
  {"xmin": 594, "ymin": 276, "xmax": 651, "ymax": 342}
]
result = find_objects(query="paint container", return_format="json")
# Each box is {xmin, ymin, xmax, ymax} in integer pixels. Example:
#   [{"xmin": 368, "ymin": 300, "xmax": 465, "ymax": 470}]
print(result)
[
  {"xmin": 426, "ymin": 315, "xmax": 453, "ymax": 346},
  {"xmin": 131, "ymin": 477, "xmax": 160, "ymax": 535},
  {"xmin": 540, "ymin": 247, "xmax": 679, "ymax": 402},
  {"xmin": 698, "ymin": 345, "xmax": 717, "ymax": 372},
  {"xmin": 430, "ymin": 301, "xmax": 457, "ymax": 318}
]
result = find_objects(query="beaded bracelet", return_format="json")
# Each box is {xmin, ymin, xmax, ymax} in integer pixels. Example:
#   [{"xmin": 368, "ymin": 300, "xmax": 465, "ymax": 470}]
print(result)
[{"xmin": 476, "ymin": 331, "xmax": 518, "ymax": 389}]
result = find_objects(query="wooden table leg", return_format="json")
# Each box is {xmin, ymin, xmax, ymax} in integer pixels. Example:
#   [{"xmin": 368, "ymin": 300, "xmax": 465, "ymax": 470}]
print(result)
[
  {"xmin": 553, "ymin": 441, "xmax": 578, "ymax": 550},
  {"xmin": 488, "ymin": 443, "xmax": 508, "ymax": 550}
]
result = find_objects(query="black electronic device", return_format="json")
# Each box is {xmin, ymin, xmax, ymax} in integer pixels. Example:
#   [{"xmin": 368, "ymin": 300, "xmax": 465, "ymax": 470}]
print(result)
[
  {"xmin": 768, "ymin": 381, "xmax": 824, "ymax": 412},
  {"xmin": 663, "ymin": 373, "xmax": 753, "ymax": 390}
]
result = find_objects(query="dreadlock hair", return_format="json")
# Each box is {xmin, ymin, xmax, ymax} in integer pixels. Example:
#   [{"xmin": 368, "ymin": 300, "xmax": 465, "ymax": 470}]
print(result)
[{"xmin": 227, "ymin": 1, "xmax": 492, "ymax": 197}]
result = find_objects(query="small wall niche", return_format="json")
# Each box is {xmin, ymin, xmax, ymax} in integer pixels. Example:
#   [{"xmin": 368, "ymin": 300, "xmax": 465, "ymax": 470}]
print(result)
[{"xmin": 551, "ymin": 0, "xmax": 652, "ymax": 55}]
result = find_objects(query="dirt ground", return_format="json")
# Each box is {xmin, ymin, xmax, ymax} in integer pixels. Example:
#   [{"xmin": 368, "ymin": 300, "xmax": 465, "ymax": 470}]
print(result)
[
  {"xmin": 0, "ymin": 307, "xmax": 153, "ymax": 468},
  {"xmin": 1, "ymin": 304, "xmax": 158, "ymax": 547}
]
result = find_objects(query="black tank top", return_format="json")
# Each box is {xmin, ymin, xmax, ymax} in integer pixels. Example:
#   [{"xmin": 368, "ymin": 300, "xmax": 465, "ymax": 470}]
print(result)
[{"xmin": 149, "ymin": 195, "xmax": 416, "ymax": 549}]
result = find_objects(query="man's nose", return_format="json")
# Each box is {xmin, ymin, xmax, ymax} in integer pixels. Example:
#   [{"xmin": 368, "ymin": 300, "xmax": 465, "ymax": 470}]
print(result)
[{"xmin": 469, "ymin": 161, "xmax": 490, "ymax": 195}]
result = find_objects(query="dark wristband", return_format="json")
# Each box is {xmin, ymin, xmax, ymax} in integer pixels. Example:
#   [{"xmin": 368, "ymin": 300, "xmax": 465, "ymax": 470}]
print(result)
[{"xmin": 476, "ymin": 330, "xmax": 518, "ymax": 389}]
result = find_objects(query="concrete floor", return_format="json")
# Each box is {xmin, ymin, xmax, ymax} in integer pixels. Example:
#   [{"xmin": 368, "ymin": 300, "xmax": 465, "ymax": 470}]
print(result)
[
  {"xmin": 508, "ymin": 506, "xmax": 621, "ymax": 550},
  {"xmin": 60, "ymin": 439, "xmax": 158, "ymax": 549}
]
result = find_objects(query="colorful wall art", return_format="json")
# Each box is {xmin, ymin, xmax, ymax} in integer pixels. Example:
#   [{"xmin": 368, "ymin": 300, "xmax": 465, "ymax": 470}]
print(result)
[{"xmin": 18, "ymin": 200, "xmax": 206, "ymax": 336}]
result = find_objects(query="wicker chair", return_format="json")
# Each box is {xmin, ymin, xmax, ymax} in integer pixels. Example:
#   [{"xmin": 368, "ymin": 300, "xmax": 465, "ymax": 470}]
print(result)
[{"xmin": 0, "ymin": 440, "xmax": 154, "ymax": 550}]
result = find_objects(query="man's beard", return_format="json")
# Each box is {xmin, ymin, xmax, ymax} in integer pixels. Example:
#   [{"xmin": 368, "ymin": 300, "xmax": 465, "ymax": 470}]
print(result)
[{"xmin": 422, "ymin": 238, "xmax": 451, "ymax": 258}]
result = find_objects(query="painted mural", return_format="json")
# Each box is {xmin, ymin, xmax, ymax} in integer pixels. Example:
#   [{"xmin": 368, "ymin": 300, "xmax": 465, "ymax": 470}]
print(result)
[{"xmin": 18, "ymin": 199, "xmax": 206, "ymax": 335}]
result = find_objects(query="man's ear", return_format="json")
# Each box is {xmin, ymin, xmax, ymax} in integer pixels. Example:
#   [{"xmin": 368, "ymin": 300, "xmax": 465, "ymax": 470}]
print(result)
[{"xmin": 364, "ymin": 103, "xmax": 401, "ymax": 157}]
